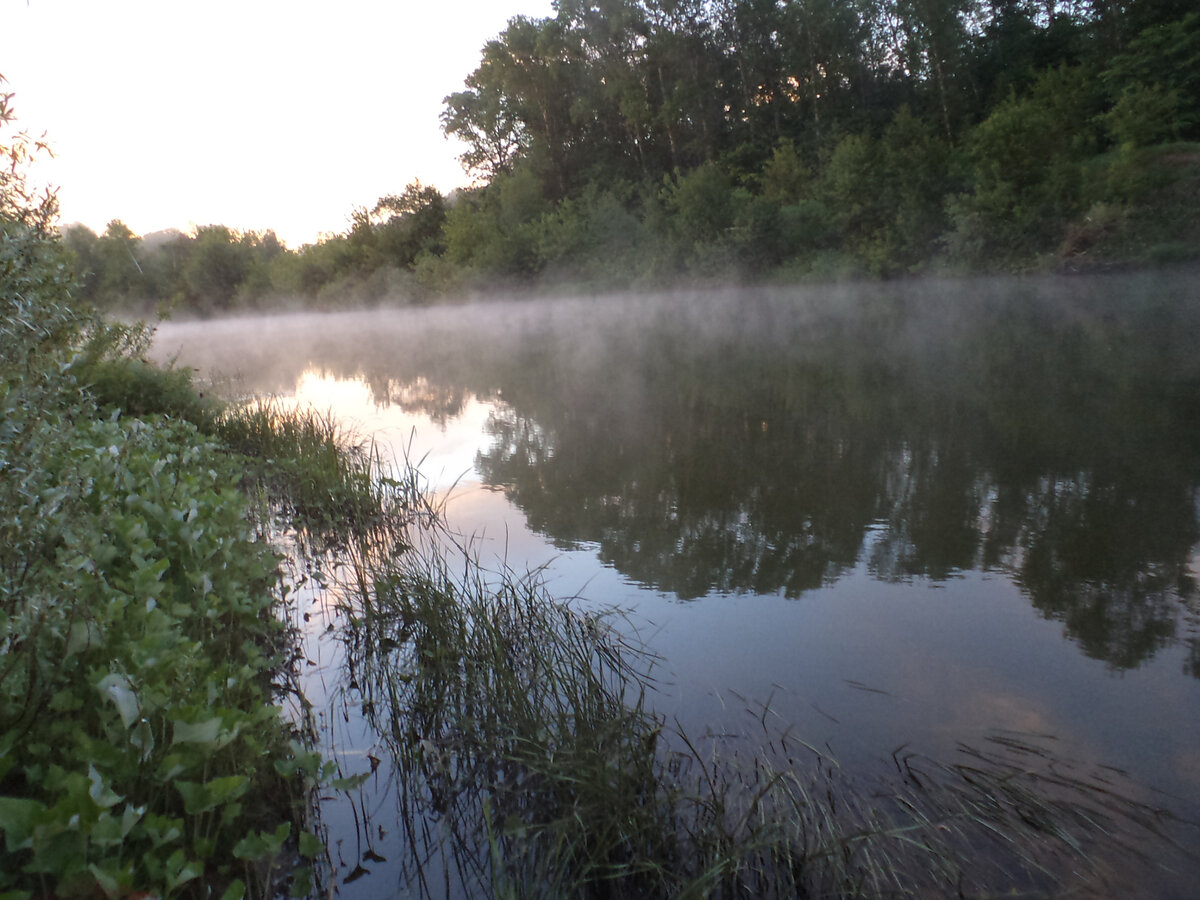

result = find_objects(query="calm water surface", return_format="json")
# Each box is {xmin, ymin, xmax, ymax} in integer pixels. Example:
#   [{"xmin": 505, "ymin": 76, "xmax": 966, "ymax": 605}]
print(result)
[{"xmin": 152, "ymin": 274, "xmax": 1200, "ymax": 896}]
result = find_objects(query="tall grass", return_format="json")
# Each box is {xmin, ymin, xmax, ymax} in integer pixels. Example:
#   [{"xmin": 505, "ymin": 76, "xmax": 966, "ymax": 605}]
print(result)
[
  {"xmin": 339, "ymin": 538, "xmax": 672, "ymax": 898},
  {"xmin": 214, "ymin": 401, "xmax": 426, "ymax": 550}
]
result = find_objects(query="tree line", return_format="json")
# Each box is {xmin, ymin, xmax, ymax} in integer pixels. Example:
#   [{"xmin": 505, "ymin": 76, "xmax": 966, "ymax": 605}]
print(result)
[{"xmin": 67, "ymin": 0, "xmax": 1199, "ymax": 312}]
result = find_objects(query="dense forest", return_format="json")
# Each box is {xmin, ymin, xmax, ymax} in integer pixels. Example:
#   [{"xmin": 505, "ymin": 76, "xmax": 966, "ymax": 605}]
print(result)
[{"xmin": 66, "ymin": 0, "xmax": 1199, "ymax": 313}]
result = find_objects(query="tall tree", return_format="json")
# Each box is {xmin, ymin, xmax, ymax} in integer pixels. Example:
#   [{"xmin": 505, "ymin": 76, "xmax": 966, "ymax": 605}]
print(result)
[{"xmin": 442, "ymin": 74, "xmax": 527, "ymax": 181}]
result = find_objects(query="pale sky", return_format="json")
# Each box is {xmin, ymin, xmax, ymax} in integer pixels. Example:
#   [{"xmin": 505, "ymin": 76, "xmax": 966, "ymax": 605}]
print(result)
[{"xmin": 1, "ymin": 0, "xmax": 554, "ymax": 246}]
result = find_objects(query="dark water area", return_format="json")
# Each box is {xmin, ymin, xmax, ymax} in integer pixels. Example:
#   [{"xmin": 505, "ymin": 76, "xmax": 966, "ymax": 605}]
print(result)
[{"xmin": 153, "ymin": 273, "xmax": 1200, "ymax": 896}]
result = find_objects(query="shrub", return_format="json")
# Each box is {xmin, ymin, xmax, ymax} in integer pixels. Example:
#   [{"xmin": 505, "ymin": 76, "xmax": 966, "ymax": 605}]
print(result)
[{"xmin": 1105, "ymin": 83, "xmax": 1189, "ymax": 147}]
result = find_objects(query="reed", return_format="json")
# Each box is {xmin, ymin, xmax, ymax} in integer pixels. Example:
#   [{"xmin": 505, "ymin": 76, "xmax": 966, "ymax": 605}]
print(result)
[{"xmin": 214, "ymin": 400, "xmax": 425, "ymax": 549}]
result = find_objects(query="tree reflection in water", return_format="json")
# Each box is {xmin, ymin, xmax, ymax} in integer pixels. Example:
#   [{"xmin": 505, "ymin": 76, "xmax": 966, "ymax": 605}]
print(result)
[
  {"xmin": 152, "ymin": 274, "xmax": 1200, "ymax": 676},
  {"xmin": 467, "ymin": 280, "xmax": 1200, "ymax": 675}
]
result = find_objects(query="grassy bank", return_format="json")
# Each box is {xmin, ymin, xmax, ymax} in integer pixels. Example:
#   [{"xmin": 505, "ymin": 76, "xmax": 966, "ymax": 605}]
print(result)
[{"xmin": 0, "ymin": 211, "xmax": 345, "ymax": 896}]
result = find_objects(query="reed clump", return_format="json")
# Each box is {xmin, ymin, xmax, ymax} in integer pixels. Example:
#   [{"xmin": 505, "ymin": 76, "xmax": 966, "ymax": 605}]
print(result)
[
  {"xmin": 339, "ymin": 539, "xmax": 673, "ymax": 897},
  {"xmin": 214, "ymin": 401, "xmax": 424, "ymax": 549}
]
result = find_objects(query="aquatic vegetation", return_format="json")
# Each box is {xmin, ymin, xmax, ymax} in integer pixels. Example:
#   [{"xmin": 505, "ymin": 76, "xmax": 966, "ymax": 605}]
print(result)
[
  {"xmin": 308, "ymin": 512, "xmax": 1181, "ymax": 898},
  {"xmin": 214, "ymin": 400, "xmax": 425, "ymax": 550}
]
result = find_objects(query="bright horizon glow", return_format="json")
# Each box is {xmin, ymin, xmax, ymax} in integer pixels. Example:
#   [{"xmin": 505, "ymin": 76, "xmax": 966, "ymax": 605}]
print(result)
[{"xmin": 1, "ymin": 0, "xmax": 554, "ymax": 247}]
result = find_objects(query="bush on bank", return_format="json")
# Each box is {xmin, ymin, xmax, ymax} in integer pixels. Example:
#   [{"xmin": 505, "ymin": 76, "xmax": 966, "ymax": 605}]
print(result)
[{"xmin": 1, "ymin": 165, "xmax": 320, "ymax": 897}]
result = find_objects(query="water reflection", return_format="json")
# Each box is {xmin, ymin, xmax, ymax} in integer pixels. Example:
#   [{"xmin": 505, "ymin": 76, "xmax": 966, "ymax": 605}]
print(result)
[
  {"xmin": 153, "ymin": 276, "xmax": 1200, "ymax": 678},
  {"xmin": 468, "ymin": 286, "xmax": 1200, "ymax": 676}
]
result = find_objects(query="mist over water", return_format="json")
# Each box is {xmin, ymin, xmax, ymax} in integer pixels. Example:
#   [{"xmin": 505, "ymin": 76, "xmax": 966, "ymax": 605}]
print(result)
[{"xmin": 153, "ymin": 272, "xmax": 1200, "ymax": 896}]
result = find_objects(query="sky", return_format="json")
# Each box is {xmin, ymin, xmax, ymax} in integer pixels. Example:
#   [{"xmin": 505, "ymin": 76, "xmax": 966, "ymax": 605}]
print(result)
[{"xmin": 1, "ymin": 0, "xmax": 554, "ymax": 246}]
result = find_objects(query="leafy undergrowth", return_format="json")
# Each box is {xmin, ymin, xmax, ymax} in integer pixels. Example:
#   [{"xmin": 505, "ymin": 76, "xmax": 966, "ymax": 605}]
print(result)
[
  {"xmin": 0, "ymin": 194, "xmax": 334, "ymax": 893},
  {"xmin": 0, "ymin": 414, "xmax": 311, "ymax": 897}
]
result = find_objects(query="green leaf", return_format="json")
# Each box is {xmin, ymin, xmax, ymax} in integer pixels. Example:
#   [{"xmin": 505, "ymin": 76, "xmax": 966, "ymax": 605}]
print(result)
[
  {"xmin": 176, "ymin": 776, "xmax": 249, "ymax": 814},
  {"xmin": 233, "ymin": 821, "xmax": 290, "ymax": 861},
  {"xmin": 120, "ymin": 804, "xmax": 144, "ymax": 838},
  {"xmin": 97, "ymin": 673, "xmax": 140, "ymax": 728},
  {"xmin": 130, "ymin": 718, "xmax": 155, "ymax": 762},
  {"xmin": 66, "ymin": 619, "xmax": 100, "ymax": 656},
  {"xmin": 289, "ymin": 866, "xmax": 314, "ymax": 898},
  {"xmin": 90, "ymin": 811, "xmax": 125, "ymax": 848},
  {"xmin": 0, "ymin": 797, "xmax": 45, "ymax": 851},
  {"xmin": 47, "ymin": 689, "xmax": 83, "ymax": 713},
  {"xmin": 162, "ymin": 849, "xmax": 202, "ymax": 891},
  {"xmin": 171, "ymin": 716, "xmax": 221, "ymax": 746},
  {"xmin": 88, "ymin": 763, "xmax": 122, "ymax": 809},
  {"xmin": 143, "ymin": 813, "xmax": 183, "ymax": 848},
  {"xmin": 298, "ymin": 829, "xmax": 323, "ymax": 859},
  {"xmin": 219, "ymin": 879, "xmax": 246, "ymax": 900},
  {"xmin": 88, "ymin": 863, "xmax": 121, "ymax": 895}
]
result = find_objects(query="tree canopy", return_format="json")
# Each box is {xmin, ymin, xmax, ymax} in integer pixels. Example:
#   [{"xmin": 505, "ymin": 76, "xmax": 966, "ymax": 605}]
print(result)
[{"xmin": 57, "ymin": 1, "xmax": 1200, "ymax": 312}]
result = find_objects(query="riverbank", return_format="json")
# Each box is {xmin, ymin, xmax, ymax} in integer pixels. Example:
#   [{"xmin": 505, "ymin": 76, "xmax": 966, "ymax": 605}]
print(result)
[{"xmin": 0, "ymin": 217, "xmax": 343, "ymax": 897}]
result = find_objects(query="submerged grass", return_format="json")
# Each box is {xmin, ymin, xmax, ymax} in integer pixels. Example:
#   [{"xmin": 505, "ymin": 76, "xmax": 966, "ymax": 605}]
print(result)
[
  {"xmin": 214, "ymin": 400, "xmax": 426, "ymax": 551},
  {"xmin": 302, "ymin": 480, "xmax": 1184, "ymax": 899}
]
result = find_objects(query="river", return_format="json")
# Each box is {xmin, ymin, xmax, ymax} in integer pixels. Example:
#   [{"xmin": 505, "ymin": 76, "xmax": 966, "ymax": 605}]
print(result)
[{"xmin": 152, "ymin": 272, "xmax": 1200, "ymax": 897}]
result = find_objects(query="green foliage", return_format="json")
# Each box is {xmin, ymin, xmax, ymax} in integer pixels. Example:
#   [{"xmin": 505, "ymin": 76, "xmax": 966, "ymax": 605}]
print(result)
[
  {"xmin": 46, "ymin": 8, "xmax": 1200, "ymax": 306},
  {"xmin": 873, "ymin": 106, "xmax": 960, "ymax": 271},
  {"xmin": 1105, "ymin": 83, "xmax": 1191, "ymax": 147},
  {"xmin": 66, "ymin": 320, "xmax": 219, "ymax": 428},
  {"xmin": 758, "ymin": 140, "xmax": 812, "ymax": 205},
  {"xmin": 441, "ymin": 168, "xmax": 549, "ymax": 280},
  {"xmin": 2, "ymin": 97, "xmax": 323, "ymax": 897},
  {"xmin": 183, "ymin": 226, "xmax": 250, "ymax": 310},
  {"xmin": 665, "ymin": 162, "xmax": 741, "ymax": 246},
  {"xmin": 819, "ymin": 131, "xmax": 885, "ymax": 255},
  {"xmin": 952, "ymin": 65, "xmax": 1103, "ymax": 264},
  {"xmin": 1103, "ymin": 12, "xmax": 1200, "ymax": 139},
  {"xmin": 442, "ymin": 76, "xmax": 527, "ymax": 180},
  {"xmin": 76, "ymin": 357, "xmax": 217, "ymax": 427},
  {"xmin": 0, "ymin": 88, "xmax": 57, "ymax": 233},
  {"xmin": 96, "ymin": 220, "xmax": 145, "ymax": 303},
  {"xmin": 370, "ymin": 181, "xmax": 447, "ymax": 267},
  {"xmin": 0, "ymin": 412, "xmax": 300, "ymax": 896},
  {"xmin": 533, "ymin": 183, "xmax": 653, "ymax": 285},
  {"xmin": 661, "ymin": 162, "xmax": 746, "ymax": 272},
  {"xmin": 0, "ymin": 259, "xmax": 310, "ymax": 895},
  {"xmin": 1070, "ymin": 142, "xmax": 1200, "ymax": 265}
]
